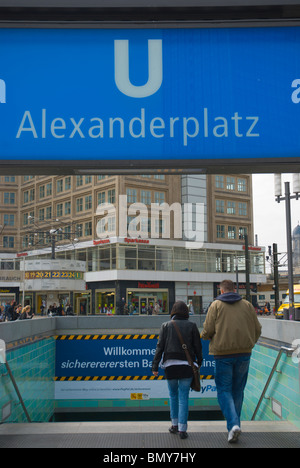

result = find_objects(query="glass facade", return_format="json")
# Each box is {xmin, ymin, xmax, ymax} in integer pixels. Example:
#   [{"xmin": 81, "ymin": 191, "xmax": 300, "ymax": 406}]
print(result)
[
  {"xmin": 0, "ymin": 241, "xmax": 264, "ymax": 316},
  {"xmin": 95, "ymin": 289, "xmax": 116, "ymax": 314},
  {"xmin": 127, "ymin": 289, "xmax": 169, "ymax": 315},
  {"xmin": 41, "ymin": 242, "xmax": 265, "ymax": 275}
]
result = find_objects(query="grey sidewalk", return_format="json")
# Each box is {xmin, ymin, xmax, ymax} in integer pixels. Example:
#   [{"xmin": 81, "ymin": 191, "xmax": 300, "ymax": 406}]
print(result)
[{"xmin": 0, "ymin": 421, "xmax": 299, "ymax": 448}]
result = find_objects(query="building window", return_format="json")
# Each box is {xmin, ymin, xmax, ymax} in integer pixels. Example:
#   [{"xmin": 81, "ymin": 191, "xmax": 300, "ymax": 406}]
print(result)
[
  {"xmin": 216, "ymin": 200, "xmax": 224, "ymax": 213},
  {"xmin": 46, "ymin": 183, "xmax": 52, "ymax": 196},
  {"xmin": 141, "ymin": 190, "xmax": 151, "ymax": 205},
  {"xmin": 65, "ymin": 177, "xmax": 71, "ymax": 190},
  {"xmin": 227, "ymin": 201, "xmax": 236, "ymax": 215},
  {"xmin": 97, "ymin": 216, "xmax": 116, "ymax": 235},
  {"xmin": 217, "ymin": 225, "xmax": 225, "ymax": 238},
  {"xmin": 239, "ymin": 227, "xmax": 248, "ymax": 239},
  {"xmin": 39, "ymin": 185, "xmax": 45, "ymax": 199},
  {"xmin": 76, "ymin": 223, "xmax": 83, "ymax": 237},
  {"xmin": 228, "ymin": 226, "xmax": 236, "ymax": 239},
  {"xmin": 3, "ymin": 236, "xmax": 14, "ymax": 248},
  {"xmin": 237, "ymin": 178, "xmax": 247, "ymax": 192},
  {"xmin": 154, "ymin": 192, "xmax": 165, "ymax": 204},
  {"xmin": 76, "ymin": 198, "xmax": 83, "ymax": 212},
  {"xmin": 57, "ymin": 179, "xmax": 63, "ymax": 193},
  {"xmin": 85, "ymin": 195, "xmax": 92, "ymax": 210},
  {"xmin": 76, "ymin": 175, "xmax": 83, "ymax": 187},
  {"xmin": 127, "ymin": 188, "xmax": 137, "ymax": 203},
  {"xmin": 238, "ymin": 202, "xmax": 247, "ymax": 216},
  {"xmin": 97, "ymin": 191, "xmax": 105, "ymax": 206},
  {"xmin": 3, "ymin": 214, "xmax": 15, "ymax": 226},
  {"xmin": 64, "ymin": 226, "xmax": 71, "ymax": 239},
  {"xmin": 215, "ymin": 175, "xmax": 224, "ymax": 189},
  {"xmin": 46, "ymin": 206, "xmax": 52, "ymax": 219},
  {"xmin": 56, "ymin": 203, "xmax": 63, "ymax": 217},
  {"xmin": 65, "ymin": 201, "xmax": 71, "ymax": 215},
  {"xmin": 23, "ymin": 211, "xmax": 34, "ymax": 226},
  {"xmin": 39, "ymin": 208, "xmax": 44, "ymax": 221},
  {"xmin": 108, "ymin": 189, "xmax": 115, "ymax": 204},
  {"xmin": 4, "ymin": 192, "xmax": 15, "ymax": 204},
  {"xmin": 226, "ymin": 177, "xmax": 235, "ymax": 191},
  {"xmin": 85, "ymin": 221, "xmax": 92, "ymax": 236}
]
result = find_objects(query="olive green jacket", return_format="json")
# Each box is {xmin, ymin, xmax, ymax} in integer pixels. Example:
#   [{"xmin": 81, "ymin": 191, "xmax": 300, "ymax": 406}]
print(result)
[{"xmin": 202, "ymin": 297, "xmax": 261, "ymax": 356}]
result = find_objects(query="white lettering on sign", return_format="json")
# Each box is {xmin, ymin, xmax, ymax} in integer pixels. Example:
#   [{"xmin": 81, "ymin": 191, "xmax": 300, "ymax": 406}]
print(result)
[
  {"xmin": 16, "ymin": 108, "xmax": 259, "ymax": 144},
  {"xmin": 0, "ymin": 79, "xmax": 6, "ymax": 104},
  {"xmin": 291, "ymin": 79, "xmax": 300, "ymax": 103},
  {"xmin": 114, "ymin": 39, "xmax": 163, "ymax": 98}
]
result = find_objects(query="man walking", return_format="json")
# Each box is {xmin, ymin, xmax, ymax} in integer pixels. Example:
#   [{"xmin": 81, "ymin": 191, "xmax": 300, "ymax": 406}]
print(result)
[{"xmin": 202, "ymin": 280, "xmax": 261, "ymax": 443}]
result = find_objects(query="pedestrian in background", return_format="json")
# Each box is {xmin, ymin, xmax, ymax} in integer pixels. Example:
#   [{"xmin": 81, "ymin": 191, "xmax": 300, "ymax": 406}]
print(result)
[
  {"xmin": 202, "ymin": 279, "xmax": 261, "ymax": 443},
  {"xmin": 11, "ymin": 304, "xmax": 22, "ymax": 321},
  {"xmin": 152, "ymin": 301, "xmax": 202, "ymax": 439},
  {"xmin": 19, "ymin": 305, "xmax": 34, "ymax": 320}
]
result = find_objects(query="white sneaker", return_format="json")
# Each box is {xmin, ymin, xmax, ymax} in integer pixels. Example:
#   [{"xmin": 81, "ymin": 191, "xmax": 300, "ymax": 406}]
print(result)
[{"xmin": 228, "ymin": 425, "xmax": 241, "ymax": 443}]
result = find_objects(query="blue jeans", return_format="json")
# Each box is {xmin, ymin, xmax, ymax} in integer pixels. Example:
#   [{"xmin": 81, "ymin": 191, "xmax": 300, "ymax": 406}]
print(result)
[
  {"xmin": 214, "ymin": 355, "xmax": 251, "ymax": 431},
  {"xmin": 167, "ymin": 377, "xmax": 193, "ymax": 432}
]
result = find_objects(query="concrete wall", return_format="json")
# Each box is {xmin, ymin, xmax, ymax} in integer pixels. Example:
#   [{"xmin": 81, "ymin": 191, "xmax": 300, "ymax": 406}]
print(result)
[
  {"xmin": 258, "ymin": 317, "xmax": 300, "ymax": 346},
  {"xmin": 0, "ymin": 317, "xmax": 57, "ymax": 345},
  {"xmin": 1, "ymin": 315, "xmax": 298, "ymax": 346}
]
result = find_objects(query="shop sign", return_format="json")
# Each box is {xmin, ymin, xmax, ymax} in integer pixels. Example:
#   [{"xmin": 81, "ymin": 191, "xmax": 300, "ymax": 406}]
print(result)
[
  {"xmin": 138, "ymin": 282, "xmax": 160, "ymax": 289},
  {"xmin": 1, "ymin": 27, "xmax": 300, "ymax": 172},
  {"xmin": 124, "ymin": 238, "xmax": 150, "ymax": 244},
  {"xmin": 55, "ymin": 335, "xmax": 216, "ymax": 400},
  {"xmin": 93, "ymin": 239, "xmax": 110, "ymax": 245},
  {"xmin": 0, "ymin": 271, "xmax": 22, "ymax": 282}
]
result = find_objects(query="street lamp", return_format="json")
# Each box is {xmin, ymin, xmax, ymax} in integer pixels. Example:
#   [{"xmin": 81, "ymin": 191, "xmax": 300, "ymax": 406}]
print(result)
[
  {"xmin": 25, "ymin": 217, "xmax": 80, "ymax": 259},
  {"xmin": 275, "ymin": 174, "xmax": 300, "ymax": 320}
]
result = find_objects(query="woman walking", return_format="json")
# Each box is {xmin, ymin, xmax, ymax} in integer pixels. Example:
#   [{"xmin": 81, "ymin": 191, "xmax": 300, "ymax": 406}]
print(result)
[{"xmin": 152, "ymin": 301, "xmax": 202, "ymax": 439}]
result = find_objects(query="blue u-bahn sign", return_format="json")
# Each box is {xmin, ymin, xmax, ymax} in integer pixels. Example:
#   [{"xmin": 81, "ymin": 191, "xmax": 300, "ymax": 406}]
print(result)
[{"xmin": 1, "ymin": 27, "xmax": 300, "ymax": 172}]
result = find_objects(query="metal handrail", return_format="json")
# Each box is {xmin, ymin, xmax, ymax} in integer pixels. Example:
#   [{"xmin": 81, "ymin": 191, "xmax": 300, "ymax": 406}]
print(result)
[
  {"xmin": 5, "ymin": 362, "xmax": 31, "ymax": 422},
  {"xmin": 4, "ymin": 360, "xmax": 32, "ymax": 423},
  {"xmin": 251, "ymin": 346, "xmax": 294, "ymax": 421},
  {"xmin": 1, "ymin": 339, "xmax": 31, "ymax": 423}
]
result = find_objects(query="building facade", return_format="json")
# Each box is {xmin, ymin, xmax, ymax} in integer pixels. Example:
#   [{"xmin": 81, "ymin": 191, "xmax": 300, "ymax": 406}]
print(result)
[{"xmin": 0, "ymin": 173, "xmax": 265, "ymax": 314}]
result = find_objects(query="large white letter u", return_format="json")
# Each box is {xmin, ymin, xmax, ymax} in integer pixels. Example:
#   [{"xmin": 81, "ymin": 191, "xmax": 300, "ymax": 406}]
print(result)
[
  {"xmin": 0, "ymin": 79, "xmax": 6, "ymax": 104},
  {"xmin": 114, "ymin": 39, "xmax": 163, "ymax": 98}
]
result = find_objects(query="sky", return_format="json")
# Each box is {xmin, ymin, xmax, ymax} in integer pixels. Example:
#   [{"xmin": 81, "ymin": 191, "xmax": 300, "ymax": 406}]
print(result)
[{"xmin": 252, "ymin": 173, "xmax": 300, "ymax": 260}]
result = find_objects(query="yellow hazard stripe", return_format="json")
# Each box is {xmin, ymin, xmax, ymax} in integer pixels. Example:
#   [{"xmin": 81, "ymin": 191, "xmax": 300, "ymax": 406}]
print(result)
[
  {"xmin": 55, "ymin": 375, "xmax": 213, "ymax": 381},
  {"xmin": 55, "ymin": 334, "xmax": 159, "ymax": 340}
]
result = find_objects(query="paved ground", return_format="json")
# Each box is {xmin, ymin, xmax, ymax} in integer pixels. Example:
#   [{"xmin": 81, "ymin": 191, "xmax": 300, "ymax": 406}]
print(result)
[{"xmin": 0, "ymin": 420, "xmax": 299, "ymax": 449}]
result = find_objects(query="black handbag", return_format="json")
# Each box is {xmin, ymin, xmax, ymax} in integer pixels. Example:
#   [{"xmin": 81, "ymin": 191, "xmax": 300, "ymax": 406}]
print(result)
[{"xmin": 172, "ymin": 321, "xmax": 201, "ymax": 392}]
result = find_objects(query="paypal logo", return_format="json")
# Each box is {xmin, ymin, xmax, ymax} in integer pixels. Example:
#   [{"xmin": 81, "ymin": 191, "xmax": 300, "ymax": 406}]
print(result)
[
  {"xmin": 0, "ymin": 79, "xmax": 6, "ymax": 103},
  {"xmin": 114, "ymin": 39, "xmax": 163, "ymax": 98}
]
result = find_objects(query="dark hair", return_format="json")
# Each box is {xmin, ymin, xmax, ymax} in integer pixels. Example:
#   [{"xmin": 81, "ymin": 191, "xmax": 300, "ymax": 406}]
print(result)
[
  {"xmin": 170, "ymin": 301, "xmax": 189, "ymax": 319},
  {"xmin": 220, "ymin": 279, "xmax": 235, "ymax": 292}
]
